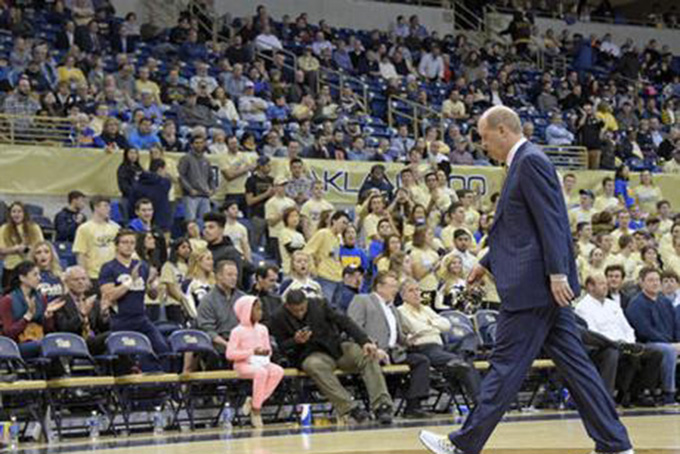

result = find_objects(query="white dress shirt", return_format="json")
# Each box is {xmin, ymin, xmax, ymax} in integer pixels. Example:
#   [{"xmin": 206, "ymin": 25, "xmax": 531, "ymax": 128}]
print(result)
[
  {"xmin": 375, "ymin": 292, "xmax": 398, "ymax": 348},
  {"xmin": 506, "ymin": 137, "xmax": 527, "ymax": 169},
  {"xmin": 574, "ymin": 293, "xmax": 636, "ymax": 343},
  {"xmin": 608, "ymin": 291, "xmax": 621, "ymax": 308}
]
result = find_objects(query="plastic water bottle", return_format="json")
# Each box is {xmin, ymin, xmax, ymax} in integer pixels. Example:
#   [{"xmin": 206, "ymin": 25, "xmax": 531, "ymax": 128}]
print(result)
[
  {"xmin": 152, "ymin": 406, "xmax": 164, "ymax": 436},
  {"xmin": 88, "ymin": 411, "xmax": 101, "ymax": 442},
  {"xmin": 9, "ymin": 416, "xmax": 19, "ymax": 451},
  {"xmin": 559, "ymin": 388, "xmax": 570, "ymax": 410},
  {"xmin": 454, "ymin": 405, "xmax": 469, "ymax": 424},
  {"xmin": 221, "ymin": 402, "xmax": 235, "ymax": 432}
]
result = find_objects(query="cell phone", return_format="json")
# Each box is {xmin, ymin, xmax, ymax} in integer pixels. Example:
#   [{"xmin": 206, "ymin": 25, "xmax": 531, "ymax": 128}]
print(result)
[{"xmin": 300, "ymin": 326, "xmax": 312, "ymax": 333}]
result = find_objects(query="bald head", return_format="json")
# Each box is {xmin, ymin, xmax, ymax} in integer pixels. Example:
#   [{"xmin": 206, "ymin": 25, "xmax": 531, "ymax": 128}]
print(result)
[
  {"xmin": 478, "ymin": 106, "xmax": 524, "ymax": 162},
  {"xmin": 480, "ymin": 106, "xmax": 523, "ymax": 134}
]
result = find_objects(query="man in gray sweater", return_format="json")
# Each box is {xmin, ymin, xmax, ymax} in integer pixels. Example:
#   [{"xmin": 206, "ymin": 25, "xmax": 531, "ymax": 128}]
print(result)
[
  {"xmin": 197, "ymin": 260, "xmax": 244, "ymax": 357},
  {"xmin": 178, "ymin": 135, "xmax": 215, "ymax": 224}
]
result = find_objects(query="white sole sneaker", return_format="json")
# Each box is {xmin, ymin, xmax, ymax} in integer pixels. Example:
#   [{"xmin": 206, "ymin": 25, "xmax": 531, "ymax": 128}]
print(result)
[
  {"xmin": 241, "ymin": 397, "xmax": 252, "ymax": 417},
  {"xmin": 590, "ymin": 450, "xmax": 635, "ymax": 454},
  {"xmin": 418, "ymin": 430, "xmax": 460, "ymax": 454}
]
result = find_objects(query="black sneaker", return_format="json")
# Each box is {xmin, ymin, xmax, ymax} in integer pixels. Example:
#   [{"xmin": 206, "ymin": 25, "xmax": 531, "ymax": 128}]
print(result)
[
  {"xmin": 348, "ymin": 406, "xmax": 370, "ymax": 423},
  {"xmin": 403, "ymin": 407, "xmax": 431, "ymax": 419},
  {"xmin": 375, "ymin": 403, "xmax": 393, "ymax": 425},
  {"xmin": 634, "ymin": 395, "xmax": 656, "ymax": 407}
]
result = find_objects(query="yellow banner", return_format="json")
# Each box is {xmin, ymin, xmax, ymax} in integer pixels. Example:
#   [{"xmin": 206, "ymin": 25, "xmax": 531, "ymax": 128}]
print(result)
[{"xmin": 0, "ymin": 145, "xmax": 678, "ymax": 210}]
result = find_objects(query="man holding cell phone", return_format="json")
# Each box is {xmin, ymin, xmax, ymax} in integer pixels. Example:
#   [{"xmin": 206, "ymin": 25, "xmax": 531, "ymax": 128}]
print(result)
[{"xmin": 268, "ymin": 289, "xmax": 394, "ymax": 425}]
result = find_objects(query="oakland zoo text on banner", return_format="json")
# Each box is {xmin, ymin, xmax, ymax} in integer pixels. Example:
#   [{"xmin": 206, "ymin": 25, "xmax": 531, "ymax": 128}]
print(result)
[{"xmin": 0, "ymin": 146, "xmax": 678, "ymax": 210}]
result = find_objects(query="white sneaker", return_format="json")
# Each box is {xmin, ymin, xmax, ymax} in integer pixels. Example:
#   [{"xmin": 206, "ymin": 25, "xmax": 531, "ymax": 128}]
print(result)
[
  {"xmin": 418, "ymin": 430, "xmax": 463, "ymax": 454},
  {"xmin": 241, "ymin": 397, "xmax": 252, "ymax": 417},
  {"xmin": 590, "ymin": 450, "xmax": 635, "ymax": 454}
]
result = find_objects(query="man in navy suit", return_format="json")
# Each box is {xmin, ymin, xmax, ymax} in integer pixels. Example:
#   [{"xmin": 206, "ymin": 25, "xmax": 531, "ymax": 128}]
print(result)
[{"xmin": 419, "ymin": 106, "xmax": 632, "ymax": 454}]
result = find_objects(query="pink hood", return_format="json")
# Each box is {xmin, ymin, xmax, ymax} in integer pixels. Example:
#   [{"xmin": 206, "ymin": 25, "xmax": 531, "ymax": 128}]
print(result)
[
  {"xmin": 234, "ymin": 296, "xmax": 257, "ymax": 328},
  {"xmin": 226, "ymin": 296, "xmax": 271, "ymax": 364}
]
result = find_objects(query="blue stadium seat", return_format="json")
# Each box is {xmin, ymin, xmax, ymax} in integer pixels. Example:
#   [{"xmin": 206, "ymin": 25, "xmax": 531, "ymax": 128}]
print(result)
[
  {"xmin": 168, "ymin": 329, "xmax": 216, "ymax": 356},
  {"xmin": 54, "ymin": 241, "xmax": 76, "ymax": 268},
  {"xmin": 474, "ymin": 310, "xmax": 499, "ymax": 350}
]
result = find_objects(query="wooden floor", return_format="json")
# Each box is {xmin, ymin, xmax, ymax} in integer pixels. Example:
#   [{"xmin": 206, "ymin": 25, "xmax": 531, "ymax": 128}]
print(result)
[{"xmin": 26, "ymin": 409, "xmax": 680, "ymax": 454}]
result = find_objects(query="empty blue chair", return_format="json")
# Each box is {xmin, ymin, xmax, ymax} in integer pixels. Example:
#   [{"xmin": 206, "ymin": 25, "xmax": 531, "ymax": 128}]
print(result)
[
  {"xmin": 107, "ymin": 331, "xmax": 156, "ymax": 359},
  {"xmin": 439, "ymin": 311, "xmax": 479, "ymax": 355},
  {"xmin": 23, "ymin": 203, "xmax": 44, "ymax": 218},
  {"xmin": 41, "ymin": 332, "xmax": 96, "ymax": 377},
  {"xmin": 168, "ymin": 329, "xmax": 216, "ymax": 355},
  {"xmin": 0, "ymin": 336, "xmax": 27, "ymax": 373},
  {"xmin": 474, "ymin": 310, "xmax": 499, "ymax": 349},
  {"xmin": 107, "ymin": 332, "xmax": 177, "ymax": 433},
  {"xmin": 55, "ymin": 242, "xmax": 76, "ymax": 267},
  {"xmin": 42, "ymin": 333, "xmax": 92, "ymax": 360}
]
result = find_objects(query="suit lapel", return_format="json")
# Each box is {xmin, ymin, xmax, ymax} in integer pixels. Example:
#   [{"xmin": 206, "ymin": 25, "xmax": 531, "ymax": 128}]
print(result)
[{"xmin": 490, "ymin": 143, "xmax": 529, "ymax": 233}]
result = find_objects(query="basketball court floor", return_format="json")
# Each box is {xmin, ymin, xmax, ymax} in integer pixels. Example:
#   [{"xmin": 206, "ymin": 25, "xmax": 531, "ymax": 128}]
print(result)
[{"xmin": 16, "ymin": 409, "xmax": 680, "ymax": 454}]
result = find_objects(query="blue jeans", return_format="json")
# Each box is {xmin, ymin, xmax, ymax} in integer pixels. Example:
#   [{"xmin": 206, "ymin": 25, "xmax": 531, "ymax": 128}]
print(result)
[
  {"xmin": 183, "ymin": 196, "xmax": 212, "ymax": 226},
  {"xmin": 316, "ymin": 276, "xmax": 340, "ymax": 303},
  {"xmin": 646, "ymin": 342, "xmax": 678, "ymax": 393}
]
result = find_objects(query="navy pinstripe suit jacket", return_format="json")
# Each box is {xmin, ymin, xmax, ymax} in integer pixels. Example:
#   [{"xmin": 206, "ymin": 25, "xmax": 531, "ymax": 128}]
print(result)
[{"xmin": 480, "ymin": 141, "xmax": 580, "ymax": 311}]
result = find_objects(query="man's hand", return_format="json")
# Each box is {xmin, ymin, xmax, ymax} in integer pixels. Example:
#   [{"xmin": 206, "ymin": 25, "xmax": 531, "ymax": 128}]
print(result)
[
  {"xmin": 362, "ymin": 342, "xmax": 378, "ymax": 357},
  {"xmin": 376, "ymin": 348, "xmax": 390, "ymax": 363},
  {"xmin": 130, "ymin": 263, "xmax": 142, "ymax": 282},
  {"xmin": 294, "ymin": 329, "xmax": 312, "ymax": 344},
  {"xmin": 672, "ymin": 343, "xmax": 680, "ymax": 355},
  {"xmin": 83, "ymin": 295, "xmax": 97, "ymax": 315},
  {"xmin": 254, "ymin": 347, "xmax": 270, "ymax": 356},
  {"xmin": 467, "ymin": 264, "xmax": 488, "ymax": 286},
  {"xmin": 551, "ymin": 280, "xmax": 574, "ymax": 307},
  {"xmin": 45, "ymin": 299, "xmax": 67, "ymax": 318}
]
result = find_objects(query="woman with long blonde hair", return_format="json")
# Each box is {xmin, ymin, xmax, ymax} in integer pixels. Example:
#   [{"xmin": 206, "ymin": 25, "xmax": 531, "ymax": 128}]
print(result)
[
  {"xmin": 434, "ymin": 255, "xmax": 467, "ymax": 311},
  {"xmin": 180, "ymin": 249, "xmax": 216, "ymax": 373},
  {"xmin": 183, "ymin": 250, "xmax": 216, "ymax": 320},
  {"xmin": 30, "ymin": 241, "xmax": 65, "ymax": 303}
]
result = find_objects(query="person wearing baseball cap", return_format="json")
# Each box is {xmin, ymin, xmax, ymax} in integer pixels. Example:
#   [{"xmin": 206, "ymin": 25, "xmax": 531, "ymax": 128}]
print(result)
[
  {"xmin": 569, "ymin": 188, "xmax": 597, "ymax": 230},
  {"xmin": 331, "ymin": 265, "xmax": 364, "ymax": 313},
  {"xmin": 239, "ymin": 80, "xmax": 268, "ymax": 122}
]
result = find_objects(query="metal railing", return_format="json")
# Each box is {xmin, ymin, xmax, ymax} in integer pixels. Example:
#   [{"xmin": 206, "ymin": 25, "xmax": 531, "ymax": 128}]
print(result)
[
  {"xmin": 448, "ymin": 0, "xmax": 485, "ymax": 33},
  {"xmin": 0, "ymin": 114, "xmax": 75, "ymax": 146},
  {"xmin": 387, "ymin": 95, "xmax": 444, "ymax": 140},
  {"xmin": 254, "ymin": 46, "xmax": 299, "ymax": 74},
  {"xmin": 359, "ymin": 0, "xmax": 449, "ymax": 6},
  {"xmin": 186, "ymin": 0, "xmax": 221, "ymax": 45},
  {"xmin": 490, "ymin": 5, "xmax": 679, "ymax": 30},
  {"xmin": 317, "ymin": 67, "xmax": 371, "ymax": 115},
  {"xmin": 542, "ymin": 145, "xmax": 588, "ymax": 170}
]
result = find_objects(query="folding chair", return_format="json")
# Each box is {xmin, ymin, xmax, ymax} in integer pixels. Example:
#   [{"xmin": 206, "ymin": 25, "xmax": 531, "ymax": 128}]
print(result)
[
  {"xmin": 169, "ymin": 330, "xmax": 251, "ymax": 429},
  {"xmin": 0, "ymin": 337, "xmax": 47, "ymax": 440},
  {"xmin": 41, "ymin": 333, "xmax": 115, "ymax": 438},
  {"xmin": 473, "ymin": 309, "xmax": 499, "ymax": 350},
  {"xmin": 106, "ymin": 331, "xmax": 179, "ymax": 433},
  {"xmin": 167, "ymin": 329, "xmax": 228, "ymax": 428},
  {"xmin": 435, "ymin": 311, "xmax": 484, "ymax": 413},
  {"xmin": 439, "ymin": 311, "xmax": 479, "ymax": 355}
]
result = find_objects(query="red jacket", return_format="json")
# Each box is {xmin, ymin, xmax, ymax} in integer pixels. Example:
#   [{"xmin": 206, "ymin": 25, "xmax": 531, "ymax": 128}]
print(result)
[{"xmin": 0, "ymin": 290, "xmax": 55, "ymax": 342}]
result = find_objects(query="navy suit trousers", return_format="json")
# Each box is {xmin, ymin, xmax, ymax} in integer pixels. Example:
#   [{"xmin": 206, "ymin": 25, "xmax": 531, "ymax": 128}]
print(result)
[{"xmin": 449, "ymin": 305, "xmax": 631, "ymax": 454}]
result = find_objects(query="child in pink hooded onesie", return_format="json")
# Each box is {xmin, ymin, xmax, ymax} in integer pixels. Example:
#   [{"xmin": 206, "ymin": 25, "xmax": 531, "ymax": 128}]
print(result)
[{"xmin": 226, "ymin": 295, "xmax": 284, "ymax": 427}]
